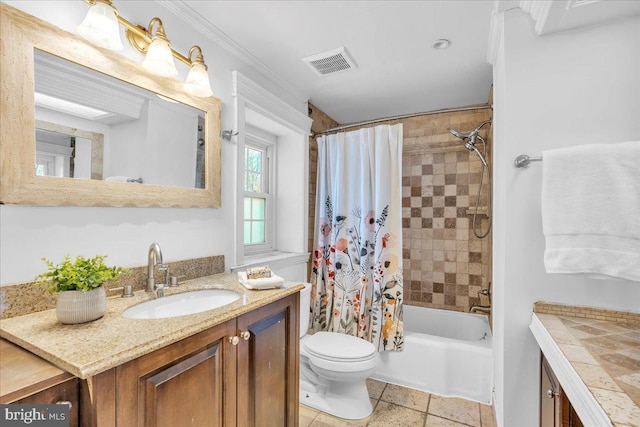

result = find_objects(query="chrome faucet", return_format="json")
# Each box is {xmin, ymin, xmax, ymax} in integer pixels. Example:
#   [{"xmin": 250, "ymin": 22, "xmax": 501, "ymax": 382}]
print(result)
[
  {"xmin": 470, "ymin": 287, "xmax": 491, "ymax": 314},
  {"xmin": 147, "ymin": 243, "xmax": 169, "ymax": 296},
  {"xmin": 470, "ymin": 305, "xmax": 491, "ymax": 314}
]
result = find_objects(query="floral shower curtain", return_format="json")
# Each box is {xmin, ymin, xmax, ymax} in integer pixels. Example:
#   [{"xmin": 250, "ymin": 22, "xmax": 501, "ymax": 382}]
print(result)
[{"xmin": 310, "ymin": 124, "xmax": 404, "ymax": 351}]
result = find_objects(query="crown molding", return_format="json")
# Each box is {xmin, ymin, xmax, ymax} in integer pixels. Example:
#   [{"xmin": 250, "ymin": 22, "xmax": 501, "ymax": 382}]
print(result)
[
  {"xmin": 155, "ymin": 0, "xmax": 308, "ymax": 105},
  {"xmin": 520, "ymin": 1, "xmax": 554, "ymax": 35},
  {"xmin": 486, "ymin": 10, "xmax": 504, "ymax": 66},
  {"xmin": 35, "ymin": 51, "xmax": 144, "ymax": 121},
  {"xmin": 518, "ymin": 0, "xmax": 639, "ymax": 36},
  {"xmin": 233, "ymin": 71, "xmax": 312, "ymax": 135}
]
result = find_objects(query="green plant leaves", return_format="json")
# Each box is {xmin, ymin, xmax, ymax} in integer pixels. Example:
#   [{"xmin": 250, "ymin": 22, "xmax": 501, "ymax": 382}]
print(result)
[{"xmin": 35, "ymin": 255, "xmax": 127, "ymax": 293}]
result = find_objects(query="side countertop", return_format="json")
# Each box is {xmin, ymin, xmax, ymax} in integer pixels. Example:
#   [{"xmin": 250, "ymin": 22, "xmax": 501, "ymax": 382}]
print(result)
[
  {"xmin": 0, "ymin": 339, "xmax": 74, "ymax": 403},
  {"xmin": 0, "ymin": 273, "xmax": 303, "ymax": 379},
  {"xmin": 530, "ymin": 303, "xmax": 640, "ymax": 427}
]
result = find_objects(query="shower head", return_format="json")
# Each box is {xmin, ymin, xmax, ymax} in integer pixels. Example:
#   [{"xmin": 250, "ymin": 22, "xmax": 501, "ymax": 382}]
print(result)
[
  {"xmin": 448, "ymin": 120, "xmax": 492, "ymax": 149},
  {"xmin": 448, "ymin": 128, "xmax": 472, "ymax": 140},
  {"xmin": 448, "ymin": 128, "xmax": 477, "ymax": 151}
]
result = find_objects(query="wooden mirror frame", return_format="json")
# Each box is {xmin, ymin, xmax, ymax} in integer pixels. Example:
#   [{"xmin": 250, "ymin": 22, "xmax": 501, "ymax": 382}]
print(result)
[{"xmin": 0, "ymin": 4, "xmax": 221, "ymax": 208}]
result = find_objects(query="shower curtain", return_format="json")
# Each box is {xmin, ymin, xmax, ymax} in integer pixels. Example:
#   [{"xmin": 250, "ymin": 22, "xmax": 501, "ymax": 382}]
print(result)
[{"xmin": 310, "ymin": 124, "xmax": 404, "ymax": 351}]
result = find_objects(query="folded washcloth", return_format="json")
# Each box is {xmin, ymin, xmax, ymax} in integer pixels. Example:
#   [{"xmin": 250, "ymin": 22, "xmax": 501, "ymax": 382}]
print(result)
[
  {"xmin": 105, "ymin": 176, "xmax": 143, "ymax": 183},
  {"xmin": 541, "ymin": 140, "xmax": 640, "ymax": 282},
  {"xmin": 238, "ymin": 271, "xmax": 284, "ymax": 290}
]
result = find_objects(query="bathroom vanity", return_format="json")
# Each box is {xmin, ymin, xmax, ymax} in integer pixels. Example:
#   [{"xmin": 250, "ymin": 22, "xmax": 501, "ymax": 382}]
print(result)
[
  {"xmin": 530, "ymin": 303, "xmax": 640, "ymax": 427},
  {"xmin": 0, "ymin": 274, "xmax": 303, "ymax": 426},
  {"xmin": 0, "ymin": 340, "xmax": 79, "ymax": 425}
]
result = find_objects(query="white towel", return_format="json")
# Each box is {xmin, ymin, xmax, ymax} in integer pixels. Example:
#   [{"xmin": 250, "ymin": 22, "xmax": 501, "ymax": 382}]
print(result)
[
  {"xmin": 541, "ymin": 141, "xmax": 640, "ymax": 282},
  {"xmin": 105, "ymin": 176, "xmax": 130, "ymax": 182},
  {"xmin": 238, "ymin": 271, "xmax": 284, "ymax": 290}
]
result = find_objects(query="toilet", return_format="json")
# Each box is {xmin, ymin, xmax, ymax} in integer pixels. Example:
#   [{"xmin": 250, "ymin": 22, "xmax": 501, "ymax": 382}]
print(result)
[{"xmin": 299, "ymin": 282, "xmax": 378, "ymax": 420}]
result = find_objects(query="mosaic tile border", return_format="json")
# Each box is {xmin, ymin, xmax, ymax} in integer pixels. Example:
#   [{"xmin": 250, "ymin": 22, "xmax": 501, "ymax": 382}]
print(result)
[{"xmin": 534, "ymin": 302, "xmax": 640, "ymax": 327}]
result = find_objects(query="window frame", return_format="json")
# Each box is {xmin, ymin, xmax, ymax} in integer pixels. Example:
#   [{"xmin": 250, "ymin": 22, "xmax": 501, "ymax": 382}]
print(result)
[{"xmin": 243, "ymin": 133, "xmax": 276, "ymax": 255}]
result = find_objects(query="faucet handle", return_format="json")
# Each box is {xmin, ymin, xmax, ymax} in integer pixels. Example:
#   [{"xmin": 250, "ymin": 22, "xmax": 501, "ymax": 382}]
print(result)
[
  {"xmin": 158, "ymin": 264, "xmax": 170, "ymax": 284},
  {"xmin": 170, "ymin": 275, "xmax": 186, "ymax": 287},
  {"xmin": 108, "ymin": 284, "xmax": 134, "ymax": 298}
]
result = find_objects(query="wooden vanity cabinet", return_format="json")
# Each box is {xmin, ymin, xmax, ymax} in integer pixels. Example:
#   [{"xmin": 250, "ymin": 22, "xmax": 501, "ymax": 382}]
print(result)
[
  {"xmin": 237, "ymin": 296, "xmax": 300, "ymax": 427},
  {"xmin": 540, "ymin": 353, "xmax": 584, "ymax": 427},
  {"xmin": 12, "ymin": 378, "xmax": 79, "ymax": 427},
  {"xmin": 0, "ymin": 339, "xmax": 79, "ymax": 426},
  {"xmin": 81, "ymin": 293, "xmax": 299, "ymax": 427}
]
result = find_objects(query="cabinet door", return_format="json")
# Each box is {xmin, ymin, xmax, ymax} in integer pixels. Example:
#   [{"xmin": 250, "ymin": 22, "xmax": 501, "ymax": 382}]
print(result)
[
  {"xmin": 541, "ymin": 355, "xmax": 560, "ymax": 427},
  {"xmin": 115, "ymin": 320, "xmax": 237, "ymax": 427},
  {"xmin": 540, "ymin": 353, "xmax": 584, "ymax": 427},
  {"xmin": 236, "ymin": 294, "xmax": 300, "ymax": 427},
  {"xmin": 561, "ymin": 393, "xmax": 585, "ymax": 427}
]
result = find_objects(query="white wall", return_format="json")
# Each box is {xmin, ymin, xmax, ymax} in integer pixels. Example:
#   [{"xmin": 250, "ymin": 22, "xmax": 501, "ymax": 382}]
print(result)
[
  {"xmin": 276, "ymin": 132, "xmax": 309, "ymax": 254},
  {"xmin": 144, "ymin": 100, "xmax": 198, "ymax": 187},
  {"xmin": 73, "ymin": 137, "xmax": 92, "ymax": 179},
  {"xmin": 0, "ymin": 1, "xmax": 308, "ymax": 284},
  {"xmin": 492, "ymin": 10, "xmax": 640, "ymax": 427},
  {"xmin": 108, "ymin": 102, "xmax": 148, "ymax": 180}
]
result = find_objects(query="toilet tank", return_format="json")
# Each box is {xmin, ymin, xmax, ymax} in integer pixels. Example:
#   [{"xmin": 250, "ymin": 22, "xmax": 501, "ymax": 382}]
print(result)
[{"xmin": 299, "ymin": 282, "xmax": 312, "ymax": 338}]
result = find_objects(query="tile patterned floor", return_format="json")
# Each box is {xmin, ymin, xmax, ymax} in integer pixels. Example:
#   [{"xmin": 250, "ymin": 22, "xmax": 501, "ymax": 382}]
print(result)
[{"xmin": 300, "ymin": 379, "xmax": 496, "ymax": 427}]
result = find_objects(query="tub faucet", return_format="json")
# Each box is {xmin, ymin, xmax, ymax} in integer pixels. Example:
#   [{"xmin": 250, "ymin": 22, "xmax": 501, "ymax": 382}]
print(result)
[
  {"xmin": 470, "ymin": 287, "xmax": 491, "ymax": 314},
  {"xmin": 470, "ymin": 305, "xmax": 491, "ymax": 314},
  {"xmin": 147, "ymin": 243, "xmax": 168, "ymax": 295}
]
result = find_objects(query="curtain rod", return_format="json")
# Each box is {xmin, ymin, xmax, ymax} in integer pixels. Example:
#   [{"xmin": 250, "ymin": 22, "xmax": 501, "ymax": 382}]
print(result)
[{"xmin": 312, "ymin": 105, "xmax": 492, "ymax": 137}]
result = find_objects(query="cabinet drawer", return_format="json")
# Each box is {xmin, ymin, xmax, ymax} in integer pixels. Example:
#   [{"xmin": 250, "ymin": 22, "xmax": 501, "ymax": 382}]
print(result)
[{"xmin": 14, "ymin": 378, "xmax": 79, "ymax": 427}]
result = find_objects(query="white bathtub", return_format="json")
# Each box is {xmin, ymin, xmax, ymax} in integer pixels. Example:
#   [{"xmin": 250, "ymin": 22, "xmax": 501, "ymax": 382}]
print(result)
[{"xmin": 370, "ymin": 305, "xmax": 493, "ymax": 404}]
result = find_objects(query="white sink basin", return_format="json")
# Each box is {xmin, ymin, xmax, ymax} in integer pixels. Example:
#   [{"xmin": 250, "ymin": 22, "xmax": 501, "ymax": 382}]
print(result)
[{"xmin": 122, "ymin": 289, "xmax": 242, "ymax": 319}]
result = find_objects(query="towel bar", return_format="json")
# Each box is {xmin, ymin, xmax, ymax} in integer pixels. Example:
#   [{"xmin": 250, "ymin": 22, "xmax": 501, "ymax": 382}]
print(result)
[{"xmin": 514, "ymin": 154, "xmax": 542, "ymax": 169}]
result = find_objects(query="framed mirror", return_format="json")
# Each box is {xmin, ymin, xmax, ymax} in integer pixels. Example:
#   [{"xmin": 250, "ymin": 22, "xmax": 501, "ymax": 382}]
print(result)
[{"xmin": 0, "ymin": 4, "xmax": 221, "ymax": 207}]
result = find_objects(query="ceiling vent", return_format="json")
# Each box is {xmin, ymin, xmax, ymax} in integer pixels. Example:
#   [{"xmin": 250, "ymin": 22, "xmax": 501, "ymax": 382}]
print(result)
[{"xmin": 302, "ymin": 47, "xmax": 357, "ymax": 76}]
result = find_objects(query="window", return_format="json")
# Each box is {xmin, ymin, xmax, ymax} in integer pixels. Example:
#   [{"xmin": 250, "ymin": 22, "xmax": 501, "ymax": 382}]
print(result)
[
  {"xmin": 35, "ymin": 154, "xmax": 55, "ymax": 176},
  {"xmin": 233, "ymin": 71, "xmax": 312, "ymax": 269},
  {"xmin": 243, "ymin": 136, "xmax": 274, "ymax": 253}
]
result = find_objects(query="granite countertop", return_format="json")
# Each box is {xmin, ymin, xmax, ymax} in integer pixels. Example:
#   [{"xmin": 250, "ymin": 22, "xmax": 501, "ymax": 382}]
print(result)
[
  {"xmin": 0, "ymin": 273, "xmax": 303, "ymax": 379},
  {"xmin": 530, "ymin": 304, "xmax": 640, "ymax": 426}
]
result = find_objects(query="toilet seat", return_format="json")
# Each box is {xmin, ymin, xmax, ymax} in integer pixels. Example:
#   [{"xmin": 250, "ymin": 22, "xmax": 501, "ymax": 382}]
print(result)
[
  {"xmin": 302, "ymin": 332, "xmax": 378, "ymax": 373},
  {"xmin": 304, "ymin": 331, "xmax": 376, "ymax": 362}
]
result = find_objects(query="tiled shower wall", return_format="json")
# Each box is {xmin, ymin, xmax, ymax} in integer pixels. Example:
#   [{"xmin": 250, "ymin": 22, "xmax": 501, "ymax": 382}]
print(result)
[
  {"xmin": 308, "ymin": 105, "xmax": 492, "ymax": 313},
  {"xmin": 401, "ymin": 109, "xmax": 492, "ymax": 312},
  {"xmin": 308, "ymin": 103, "xmax": 339, "ymax": 280}
]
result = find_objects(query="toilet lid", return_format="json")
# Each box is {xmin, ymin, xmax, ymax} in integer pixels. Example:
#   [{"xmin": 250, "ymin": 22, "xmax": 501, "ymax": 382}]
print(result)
[{"xmin": 303, "ymin": 332, "xmax": 376, "ymax": 362}]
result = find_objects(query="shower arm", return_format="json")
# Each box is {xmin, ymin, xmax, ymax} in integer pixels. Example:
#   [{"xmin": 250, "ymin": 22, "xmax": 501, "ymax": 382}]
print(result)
[
  {"xmin": 473, "ymin": 120, "xmax": 492, "ymax": 134},
  {"xmin": 468, "ymin": 120, "xmax": 493, "ymax": 146}
]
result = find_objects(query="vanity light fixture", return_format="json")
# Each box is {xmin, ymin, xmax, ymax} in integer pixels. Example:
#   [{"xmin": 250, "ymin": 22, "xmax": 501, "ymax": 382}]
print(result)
[
  {"xmin": 184, "ymin": 46, "xmax": 213, "ymax": 97},
  {"xmin": 76, "ymin": 0, "xmax": 123, "ymax": 51},
  {"xmin": 77, "ymin": 0, "xmax": 214, "ymax": 97},
  {"xmin": 140, "ymin": 18, "xmax": 178, "ymax": 78}
]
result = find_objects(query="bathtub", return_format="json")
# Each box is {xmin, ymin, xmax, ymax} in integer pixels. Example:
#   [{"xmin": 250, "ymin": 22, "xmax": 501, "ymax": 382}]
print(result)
[{"xmin": 370, "ymin": 305, "xmax": 493, "ymax": 404}]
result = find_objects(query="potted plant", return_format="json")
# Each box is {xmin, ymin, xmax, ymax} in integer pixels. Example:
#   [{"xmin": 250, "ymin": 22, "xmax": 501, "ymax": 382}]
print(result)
[{"xmin": 36, "ymin": 255, "xmax": 127, "ymax": 324}]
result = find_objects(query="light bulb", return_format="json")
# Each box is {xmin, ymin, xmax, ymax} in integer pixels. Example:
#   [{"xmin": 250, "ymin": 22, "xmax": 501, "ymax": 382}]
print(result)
[
  {"xmin": 184, "ymin": 62, "xmax": 213, "ymax": 97},
  {"xmin": 77, "ymin": 1, "xmax": 123, "ymax": 51},
  {"xmin": 142, "ymin": 38, "xmax": 178, "ymax": 78}
]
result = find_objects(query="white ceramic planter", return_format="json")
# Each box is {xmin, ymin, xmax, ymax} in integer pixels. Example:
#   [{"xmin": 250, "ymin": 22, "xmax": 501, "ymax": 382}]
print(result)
[{"xmin": 56, "ymin": 286, "xmax": 106, "ymax": 324}]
